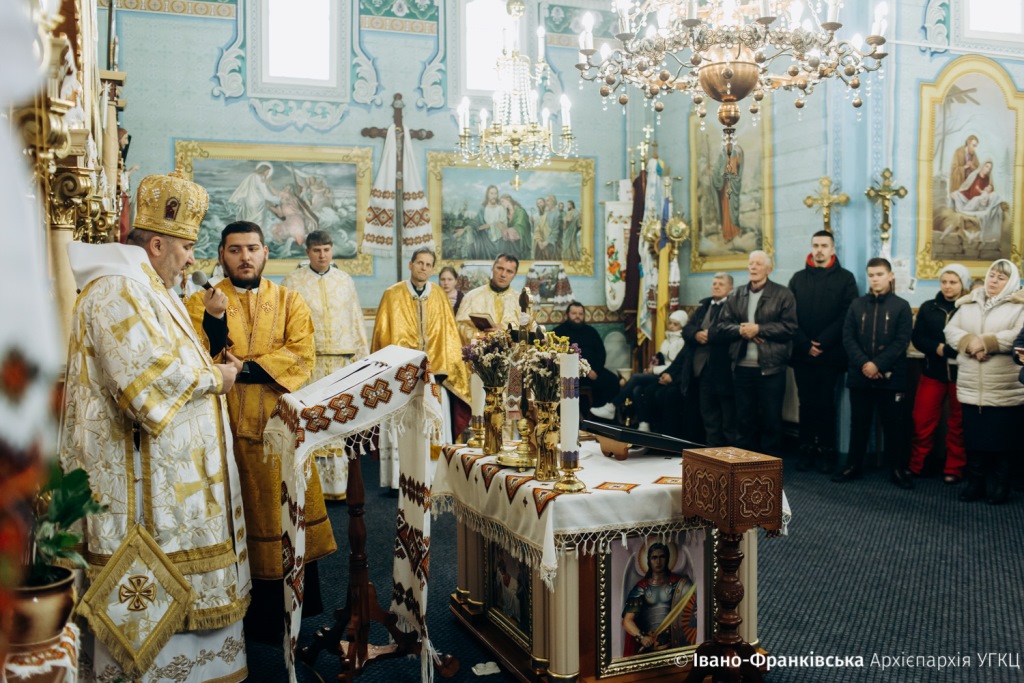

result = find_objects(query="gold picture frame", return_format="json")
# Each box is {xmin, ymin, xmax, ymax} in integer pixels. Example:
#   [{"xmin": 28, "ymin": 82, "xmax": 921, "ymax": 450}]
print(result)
[
  {"xmin": 597, "ymin": 528, "xmax": 712, "ymax": 677},
  {"xmin": 175, "ymin": 140, "xmax": 373, "ymax": 276},
  {"xmin": 689, "ymin": 109, "xmax": 774, "ymax": 273},
  {"xmin": 916, "ymin": 55, "xmax": 1024, "ymax": 279},
  {"xmin": 426, "ymin": 152, "xmax": 595, "ymax": 276},
  {"xmin": 483, "ymin": 540, "xmax": 532, "ymax": 651}
]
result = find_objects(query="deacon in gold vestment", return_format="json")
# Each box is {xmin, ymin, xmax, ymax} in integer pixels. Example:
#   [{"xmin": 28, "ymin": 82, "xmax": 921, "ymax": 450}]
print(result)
[
  {"xmin": 281, "ymin": 230, "xmax": 369, "ymax": 499},
  {"xmin": 62, "ymin": 171, "xmax": 250, "ymax": 682},
  {"xmin": 372, "ymin": 247, "xmax": 471, "ymax": 486},
  {"xmin": 186, "ymin": 221, "xmax": 336, "ymax": 642}
]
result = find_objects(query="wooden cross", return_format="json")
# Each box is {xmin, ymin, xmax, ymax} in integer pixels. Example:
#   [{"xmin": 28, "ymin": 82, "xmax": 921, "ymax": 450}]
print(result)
[
  {"xmin": 803, "ymin": 176, "xmax": 849, "ymax": 233},
  {"xmin": 361, "ymin": 93, "xmax": 434, "ymax": 282},
  {"xmin": 865, "ymin": 168, "xmax": 907, "ymax": 246}
]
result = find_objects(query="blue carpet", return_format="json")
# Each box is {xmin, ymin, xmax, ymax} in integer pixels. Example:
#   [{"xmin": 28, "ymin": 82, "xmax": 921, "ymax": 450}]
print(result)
[{"xmin": 246, "ymin": 455, "xmax": 1024, "ymax": 682}]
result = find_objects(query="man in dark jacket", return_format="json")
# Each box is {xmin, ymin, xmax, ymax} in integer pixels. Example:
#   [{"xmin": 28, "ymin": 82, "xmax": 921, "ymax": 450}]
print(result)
[
  {"xmin": 834, "ymin": 257, "xmax": 914, "ymax": 489},
  {"xmin": 711, "ymin": 251, "xmax": 797, "ymax": 455},
  {"xmin": 788, "ymin": 230, "xmax": 858, "ymax": 473},
  {"xmin": 661, "ymin": 273, "xmax": 736, "ymax": 444},
  {"xmin": 553, "ymin": 301, "xmax": 620, "ymax": 407}
]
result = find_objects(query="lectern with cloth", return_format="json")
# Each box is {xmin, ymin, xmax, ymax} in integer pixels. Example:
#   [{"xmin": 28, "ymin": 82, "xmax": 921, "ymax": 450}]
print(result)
[{"xmin": 263, "ymin": 346, "xmax": 447, "ymax": 683}]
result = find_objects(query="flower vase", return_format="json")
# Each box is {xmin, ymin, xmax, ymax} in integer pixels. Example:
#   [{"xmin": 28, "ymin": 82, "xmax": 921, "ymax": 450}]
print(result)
[
  {"xmin": 483, "ymin": 385, "xmax": 506, "ymax": 456},
  {"xmin": 533, "ymin": 401, "xmax": 561, "ymax": 482}
]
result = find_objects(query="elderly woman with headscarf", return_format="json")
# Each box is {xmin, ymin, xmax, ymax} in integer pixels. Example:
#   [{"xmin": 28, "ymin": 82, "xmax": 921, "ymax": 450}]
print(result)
[{"xmin": 944, "ymin": 259, "xmax": 1024, "ymax": 505}]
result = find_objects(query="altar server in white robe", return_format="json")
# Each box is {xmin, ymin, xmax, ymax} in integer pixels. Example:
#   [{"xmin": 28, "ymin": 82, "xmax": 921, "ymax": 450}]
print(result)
[{"xmin": 282, "ymin": 230, "xmax": 369, "ymax": 499}]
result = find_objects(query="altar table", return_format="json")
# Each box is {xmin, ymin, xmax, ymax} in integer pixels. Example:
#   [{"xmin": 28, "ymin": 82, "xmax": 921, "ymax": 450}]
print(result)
[{"xmin": 432, "ymin": 443, "xmax": 764, "ymax": 682}]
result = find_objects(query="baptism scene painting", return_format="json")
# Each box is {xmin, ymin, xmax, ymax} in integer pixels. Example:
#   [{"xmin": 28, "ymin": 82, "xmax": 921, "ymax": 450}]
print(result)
[
  {"xmin": 175, "ymin": 141, "xmax": 373, "ymax": 275},
  {"xmin": 689, "ymin": 109, "xmax": 774, "ymax": 273},
  {"xmin": 917, "ymin": 56, "xmax": 1024, "ymax": 278},
  {"xmin": 427, "ymin": 153, "xmax": 595, "ymax": 276},
  {"xmin": 599, "ymin": 531, "xmax": 708, "ymax": 676}
]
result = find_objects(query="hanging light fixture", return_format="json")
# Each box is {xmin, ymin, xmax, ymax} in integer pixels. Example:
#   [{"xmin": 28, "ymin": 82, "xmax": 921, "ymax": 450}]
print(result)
[
  {"xmin": 457, "ymin": 0, "xmax": 576, "ymax": 190},
  {"xmin": 576, "ymin": 0, "xmax": 888, "ymax": 146}
]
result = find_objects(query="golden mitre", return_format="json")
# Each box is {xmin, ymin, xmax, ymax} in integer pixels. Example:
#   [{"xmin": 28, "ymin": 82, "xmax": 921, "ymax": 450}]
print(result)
[{"xmin": 132, "ymin": 169, "xmax": 209, "ymax": 241}]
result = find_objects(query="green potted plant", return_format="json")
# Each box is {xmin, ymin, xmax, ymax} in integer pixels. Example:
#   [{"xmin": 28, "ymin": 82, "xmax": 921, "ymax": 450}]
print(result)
[{"xmin": 11, "ymin": 462, "xmax": 104, "ymax": 652}]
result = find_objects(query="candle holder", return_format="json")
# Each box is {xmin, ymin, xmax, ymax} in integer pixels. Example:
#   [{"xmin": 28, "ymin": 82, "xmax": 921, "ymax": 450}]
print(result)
[
  {"xmin": 554, "ymin": 447, "xmax": 586, "ymax": 493},
  {"xmin": 533, "ymin": 401, "xmax": 560, "ymax": 482},
  {"xmin": 482, "ymin": 386, "xmax": 506, "ymax": 456},
  {"xmin": 467, "ymin": 415, "xmax": 485, "ymax": 450}
]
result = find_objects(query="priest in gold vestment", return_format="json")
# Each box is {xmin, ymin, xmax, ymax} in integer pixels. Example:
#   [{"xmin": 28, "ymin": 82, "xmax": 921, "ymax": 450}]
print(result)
[
  {"xmin": 372, "ymin": 247, "xmax": 471, "ymax": 486},
  {"xmin": 186, "ymin": 221, "xmax": 336, "ymax": 643},
  {"xmin": 281, "ymin": 230, "xmax": 369, "ymax": 500},
  {"xmin": 62, "ymin": 171, "xmax": 251, "ymax": 682}
]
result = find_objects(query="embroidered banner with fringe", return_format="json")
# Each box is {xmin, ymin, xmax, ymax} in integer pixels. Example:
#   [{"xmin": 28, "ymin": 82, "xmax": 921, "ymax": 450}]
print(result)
[
  {"xmin": 361, "ymin": 125, "xmax": 434, "ymax": 257},
  {"xmin": 264, "ymin": 345, "xmax": 444, "ymax": 683}
]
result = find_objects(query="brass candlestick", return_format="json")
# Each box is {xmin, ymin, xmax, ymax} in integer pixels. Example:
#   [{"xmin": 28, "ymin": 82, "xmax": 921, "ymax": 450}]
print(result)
[{"xmin": 467, "ymin": 415, "xmax": 485, "ymax": 449}]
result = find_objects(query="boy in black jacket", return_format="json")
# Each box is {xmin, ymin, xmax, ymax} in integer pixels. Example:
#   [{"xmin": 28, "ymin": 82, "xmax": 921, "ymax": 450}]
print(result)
[{"xmin": 833, "ymin": 257, "xmax": 914, "ymax": 489}]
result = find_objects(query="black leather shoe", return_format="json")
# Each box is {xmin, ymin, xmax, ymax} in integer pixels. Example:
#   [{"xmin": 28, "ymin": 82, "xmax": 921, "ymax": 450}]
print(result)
[
  {"xmin": 890, "ymin": 468, "xmax": 914, "ymax": 490},
  {"xmin": 959, "ymin": 479, "xmax": 986, "ymax": 502},
  {"xmin": 831, "ymin": 466, "xmax": 861, "ymax": 483},
  {"xmin": 987, "ymin": 482, "xmax": 1010, "ymax": 505}
]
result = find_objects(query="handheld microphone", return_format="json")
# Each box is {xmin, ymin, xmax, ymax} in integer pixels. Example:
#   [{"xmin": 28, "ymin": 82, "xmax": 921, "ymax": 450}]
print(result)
[{"xmin": 191, "ymin": 271, "xmax": 213, "ymax": 290}]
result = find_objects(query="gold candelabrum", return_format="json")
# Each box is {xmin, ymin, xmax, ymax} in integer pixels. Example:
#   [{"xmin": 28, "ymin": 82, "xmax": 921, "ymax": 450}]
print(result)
[
  {"xmin": 532, "ymin": 401, "xmax": 560, "ymax": 481},
  {"xmin": 499, "ymin": 289, "xmax": 539, "ymax": 470}
]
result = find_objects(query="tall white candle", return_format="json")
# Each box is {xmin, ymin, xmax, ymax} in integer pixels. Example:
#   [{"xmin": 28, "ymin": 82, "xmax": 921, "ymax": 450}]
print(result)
[
  {"xmin": 537, "ymin": 26, "xmax": 546, "ymax": 61},
  {"xmin": 559, "ymin": 353, "xmax": 580, "ymax": 468},
  {"xmin": 471, "ymin": 373, "xmax": 485, "ymax": 416}
]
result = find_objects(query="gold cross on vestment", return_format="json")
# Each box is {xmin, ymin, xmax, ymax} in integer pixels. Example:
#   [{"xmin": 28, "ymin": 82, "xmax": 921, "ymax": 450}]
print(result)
[
  {"xmin": 865, "ymin": 168, "xmax": 907, "ymax": 245},
  {"xmin": 803, "ymin": 176, "xmax": 849, "ymax": 233}
]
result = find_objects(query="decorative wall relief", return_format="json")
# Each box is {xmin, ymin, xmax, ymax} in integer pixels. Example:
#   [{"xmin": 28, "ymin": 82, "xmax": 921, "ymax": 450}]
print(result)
[
  {"xmin": 920, "ymin": 0, "xmax": 950, "ymax": 55},
  {"xmin": 211, "ymin": 0, "xmax": 381, "ymax": 131}
]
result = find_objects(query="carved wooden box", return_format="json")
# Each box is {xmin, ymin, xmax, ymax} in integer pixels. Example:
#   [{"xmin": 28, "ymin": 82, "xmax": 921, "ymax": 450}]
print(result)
[{"xmin": 681, "ymin": 447, "xmax": 783, "ymax": 534}]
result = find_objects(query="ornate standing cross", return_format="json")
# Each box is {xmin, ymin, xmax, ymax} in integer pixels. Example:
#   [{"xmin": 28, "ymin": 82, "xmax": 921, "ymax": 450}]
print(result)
[
  {"xmin": 865, "ymin": 168, "xmax": 907, "ymax": 247},
  {"xmin": 803, "ymin": 176, "xmax": 849, "ymax": 233},
  {"xmin": 361, "ymin": 93, "xmax": 434, "ymax": 281}
]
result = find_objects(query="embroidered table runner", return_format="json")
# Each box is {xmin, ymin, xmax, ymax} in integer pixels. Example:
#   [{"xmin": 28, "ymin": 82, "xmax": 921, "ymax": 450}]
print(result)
[
  {"xmin": 432, "ymin": 442, "xmax": 697, "ymax": 589},
  {"xmin": 3, "ymin": 623, "xmax": 79, "ymax": 683},
  {"xmin": 264, "ymin": 345, "xmax": 444, "ymax": 683}
]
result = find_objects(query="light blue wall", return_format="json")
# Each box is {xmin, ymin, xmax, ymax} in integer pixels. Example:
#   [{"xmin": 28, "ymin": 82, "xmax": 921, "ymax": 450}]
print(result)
[{"xmin": 104, "ymin": 0, "xmax": 1024, "ymax": 311}]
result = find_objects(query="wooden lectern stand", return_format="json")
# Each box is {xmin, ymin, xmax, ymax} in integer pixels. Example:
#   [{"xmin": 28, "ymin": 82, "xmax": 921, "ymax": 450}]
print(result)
[{"xmin": 680, "ymin": 447, "xmax": 783, "ymax": 683}]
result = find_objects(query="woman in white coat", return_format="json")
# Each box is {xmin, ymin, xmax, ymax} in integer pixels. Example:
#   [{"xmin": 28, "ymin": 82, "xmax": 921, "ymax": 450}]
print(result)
[{"xmin": 944, "ymin": 259, "xmax": 1024, "ymax": 504}]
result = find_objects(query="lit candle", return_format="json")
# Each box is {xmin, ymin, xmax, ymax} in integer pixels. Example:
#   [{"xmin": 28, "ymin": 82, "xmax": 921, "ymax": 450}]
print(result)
[
  {"xmin": 578, "ymin": 50, "xmax": 587, "ymax": 65},
  {"xmin": 687, "ymin": 0, "xmax": 697, "ymax": 21},
  {"xmin": 542, "ymin": 107, "xmax": 550, "ymax": 128},
  {"xmin": 458, "ymin": 97, "xmax": 470, "ymax": 130},
  {"xmin": 582, "ymin": 12, "xmax": 595, "ymax": 50},
  {"xmin": 479, "ymin": 107, "xmax": 489, "ymax": 134},
  {"xmin": 560, "ymin": 94, "xmax": 571, "ymax": 128},
  {"xmin": 616, "ymin": 0, "xmax": 630, "ymax": 33},
  {"xmin": 471, "ymin": 374, "xmax": 485, "ymax": 417},
  {"xmin": 537, "ymin": 26, "xmax": 546, "ymax": 61},
  {"xmin": 827, "ymin": 0, "xmax": 841, "ymax": 23},
  {"xmin": 760, "ymin": 0, "xmax": 772, "ymax": 17},
  {"xmin": 871, "ymin": 1, "xmax": 888, "ymax": 38}
]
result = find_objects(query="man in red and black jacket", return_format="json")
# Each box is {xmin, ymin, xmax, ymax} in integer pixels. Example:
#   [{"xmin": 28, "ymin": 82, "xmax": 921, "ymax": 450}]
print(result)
[{"xmin": 788, "ymin": 230, "xmax": 858, "ymax": 474}]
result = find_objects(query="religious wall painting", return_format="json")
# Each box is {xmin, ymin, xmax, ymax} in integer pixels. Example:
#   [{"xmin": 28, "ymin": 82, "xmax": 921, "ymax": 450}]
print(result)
[
  {"xmin": 689, "ymin": 108, "xmax": 774, "ymax": 273},
  {"xmin": 598, "ymin": 529, "xmax": 711, "ymax": 676},
  {"xmin": 426, "ymin": 153, "xmax": 595, "ymax": 276},
  {"xmin": 483, "ymin": 541, "xmax": 532, "ymax": 650},
  {"xmin": 175, "ymin": 141, "xmax": 373, "ymax": 276},
  {"xmin": 916, "ymin": 56, "xmax": 1024, "ymax": 279},
  {"xmin": 453, "ymin": 261, "xmax": 495, "ymax": 293}
]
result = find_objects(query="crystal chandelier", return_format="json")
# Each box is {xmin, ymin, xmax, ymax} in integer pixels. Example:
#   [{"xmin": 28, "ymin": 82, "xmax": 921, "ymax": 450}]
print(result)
[
  {"xmin": 576, "ymin": 0, "xmax": 889, "ymax": 144},
  {"xmin": 457, "ymin": 0, "xmax": 576, "ymax": 190}
]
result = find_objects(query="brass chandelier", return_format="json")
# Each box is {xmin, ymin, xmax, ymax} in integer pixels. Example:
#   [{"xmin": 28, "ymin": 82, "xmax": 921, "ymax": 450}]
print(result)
[
  {"xmin": 457, "ymin": 0, "xmax": 576, "ymax": 190},
  {"xmin": 576, "ymin": 0, "xmax": 889, "ymax": 144}
]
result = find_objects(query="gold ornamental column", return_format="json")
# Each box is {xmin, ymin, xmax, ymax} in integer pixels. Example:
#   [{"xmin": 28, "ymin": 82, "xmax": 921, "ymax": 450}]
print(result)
[{"xmin": 49, "ymin": 129, "xmax": 94, "ymax": 343}]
